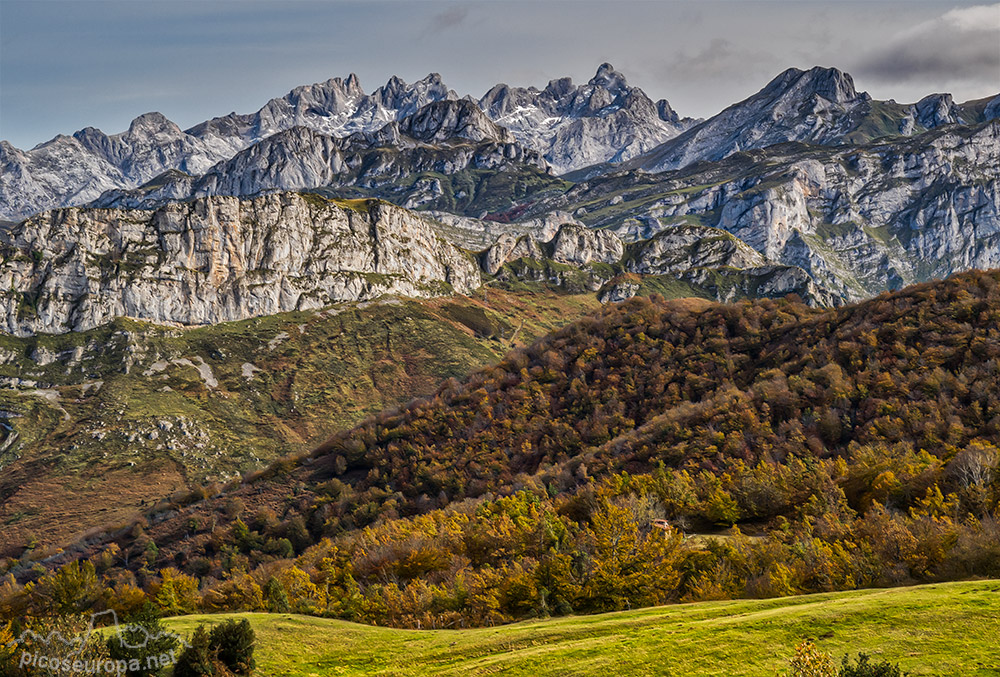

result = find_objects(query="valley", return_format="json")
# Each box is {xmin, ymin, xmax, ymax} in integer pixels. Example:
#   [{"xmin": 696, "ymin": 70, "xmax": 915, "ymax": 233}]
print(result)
[{"xmin": 0, "ymin": 289, "xmax": 599, "ymax": 551}]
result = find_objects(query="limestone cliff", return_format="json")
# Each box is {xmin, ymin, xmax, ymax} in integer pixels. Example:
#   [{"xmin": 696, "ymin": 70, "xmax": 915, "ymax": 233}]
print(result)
[{"xmin": 0, "ymin": 193, "xmax": 480, "ymax": 335}]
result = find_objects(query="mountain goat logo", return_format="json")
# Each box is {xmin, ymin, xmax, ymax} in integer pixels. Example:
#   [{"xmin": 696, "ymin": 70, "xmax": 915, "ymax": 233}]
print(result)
[{"xmin": 4, "ymin": 610, "xmax": 189, "ymax": 674}]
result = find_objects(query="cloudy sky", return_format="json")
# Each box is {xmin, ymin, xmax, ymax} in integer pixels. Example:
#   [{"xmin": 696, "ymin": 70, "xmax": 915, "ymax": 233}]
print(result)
[{"xmin": 1, "ymin": 0, "xmax": 997, "ymax": 149}]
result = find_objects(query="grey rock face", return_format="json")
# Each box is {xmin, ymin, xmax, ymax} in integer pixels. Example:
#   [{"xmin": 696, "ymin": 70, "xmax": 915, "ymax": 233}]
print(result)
[
  {"xmin": 427, "ymin": 210, "xmax": 577, "ymax": 250},
  {"xmin": 550, "ymin": 223, "xmax": 625, "ymax": 265},
  {"xmin": 984, "ymin": 95, "xmax": 1000, "ymax": 121},
  {"xmin": 0, "ymin": 194, "xmax": 479, "ymax": 335},
  {"xmin": 628, "ymin": 66, "xmax": 878, "ymax": 173},
  {"xmin": 95, "ymin": 111, "xmax": 547, "ymax": 211},
  {"xmin": 625, "ymin": 225, "xmax": 766, "ymax": 274},
  {"xmin": 679, "ymin": 264, "xmax": 838, "ymax": 306},
  {"xmin": 554, "ymin": 120, "xmax": 1000, "ymax": 302},
  {"xmin": 0, "ymin": 72, "xmax": 457, "ymax": 221},
  {"xmin": 481, "ymin": 220, "xmax": 833, "ymax": 306},
  {"xmin": 911, "ymin": 94, "xmax": 961, "ymax": 129},
  {"xmin": 481, "ymin": 233, "xmax": 548, "ymax": 276},
  {"xmin": 189, "ymin": 73, "xmax": 458, "ymax": 152},
  {"xmin": 398, "ymin": 100, "xmax": 515, "ymax": 145},
  {"xmin": 480, "ymin": 64, "xmax": 698, "ymax": 174}
]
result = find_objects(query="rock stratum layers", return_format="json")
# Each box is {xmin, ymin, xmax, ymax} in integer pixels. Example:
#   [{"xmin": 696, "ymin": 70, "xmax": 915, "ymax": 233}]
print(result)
[
  {"xmin": 0, "ymin": 194, "xmax": 480, "ymax": 335},
  {"xmin": 0, "ymin": 191, "xmax": 837, "ymax": 335}
]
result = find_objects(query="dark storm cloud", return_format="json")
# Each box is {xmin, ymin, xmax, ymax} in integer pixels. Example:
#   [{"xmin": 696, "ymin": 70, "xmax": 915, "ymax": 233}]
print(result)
[
  {"xmin": 664, "ymin": 38, "xmax": 780, "ymax": 80},
  {"xmin": 427, "ymin": 6, "xmax": 469, "ymax": 33},
  {"xmin": 856, "ymin": 4, "xmax": 1000, "ymax": 85}
]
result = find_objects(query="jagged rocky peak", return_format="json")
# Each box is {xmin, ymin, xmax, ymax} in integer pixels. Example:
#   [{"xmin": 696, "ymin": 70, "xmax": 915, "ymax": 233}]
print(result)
[
  {"xmin": 399, "ymin": 99, "xmax": 514, "ymax": 144},
  {"xmin": 544, "ymin": 63, "xmax": 648, "ymax": 117},
  {"xmin": 283, "ymin": 75, "xmax": 366, "ymax": 114},
  {"xmin": 479, "ymin": 82, "xmax": 539, "ymax": 118},
  {"xmin": 657, "ymin": 99, "xmax": 680, "ymax": 124},
  {"xmin": 342, "ymin": 72, "xmax": 364, "ymax": 96},
  {"xmin": 626, "ymin": 65, "xmax": 884, "ymax": 173},
  {"xmin": 764, "ymin": 66, "xmax": 865, "ymax": 105},
  {"xmin": 543, "ymin": 76, "xmax": 574, "ymax": 99},
  {"xmin": 0, "ymin": 140, "xmax": 20, "ymax": 160},
  {"xmin": 374, "ymin": 72, "xmax": 458, "ymax": 117},
  {"xmin": 590, "ymin": 62, "xmax": 629, "ymax": 93},
  {"xmin": 912, "ymin": 93, "xmax": 961, "ymax": 128},
  {"xmin": 72, "ymin": 126, "xmax": 112, "ymax": 153},
  {"xmin": 478, "ymin": 64, "xmax": 694, "ymax": 173},
  {"xmin": 126, "ymin": 111, "xmax": 180, "ymax": 134},
  {"xmin": 985, "ymin": 95, "xmax": 1000, "ymax": 121}
]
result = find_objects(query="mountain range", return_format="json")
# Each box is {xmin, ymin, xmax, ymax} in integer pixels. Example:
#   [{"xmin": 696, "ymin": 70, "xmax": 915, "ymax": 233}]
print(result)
[
  {"xmin": 1, "ymin": 63, "xmax": 994, "ymax": 328},
  {"xmin": 4, "ymin": 64, "xmax": 996, "ymax": 223}
]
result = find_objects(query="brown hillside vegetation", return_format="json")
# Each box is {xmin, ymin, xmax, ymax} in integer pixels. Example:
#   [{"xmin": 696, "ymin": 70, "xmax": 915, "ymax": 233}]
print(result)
[
  {"xmin": 0, "ymin": 289, "xmax": 599, "ymax": 551},
  {"xmin": 5, "ymin": 270, "xmax": 1000, "ymax": 627}
]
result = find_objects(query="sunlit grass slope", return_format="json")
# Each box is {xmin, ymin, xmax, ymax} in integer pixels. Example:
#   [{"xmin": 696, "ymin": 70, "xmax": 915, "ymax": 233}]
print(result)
[{"xmin": 165, "ymin": 580, "xmax": 1000, "ymax": 676}]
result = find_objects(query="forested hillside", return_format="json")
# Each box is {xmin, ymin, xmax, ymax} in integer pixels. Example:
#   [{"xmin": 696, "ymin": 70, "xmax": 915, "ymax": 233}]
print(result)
[{"xmin": 4, "ymin": 270, "xmax": 1000, "ymax": 627}]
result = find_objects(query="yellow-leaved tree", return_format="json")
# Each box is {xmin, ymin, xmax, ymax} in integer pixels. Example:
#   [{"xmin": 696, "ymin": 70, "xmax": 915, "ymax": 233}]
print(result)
[{"xmin": 581, "ymin": 496, "xmax": 683, "ymax": 612}]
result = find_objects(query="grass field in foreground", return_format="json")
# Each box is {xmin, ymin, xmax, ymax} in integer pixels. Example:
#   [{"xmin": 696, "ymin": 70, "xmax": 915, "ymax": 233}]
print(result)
[{"xmin": 164, "ymin": 580, "xmax": 1000, "ymax": 676}]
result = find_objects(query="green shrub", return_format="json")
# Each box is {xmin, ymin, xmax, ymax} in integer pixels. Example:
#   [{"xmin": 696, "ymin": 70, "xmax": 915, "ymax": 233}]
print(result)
[
  {"xmin": 106, "ymin": 602, "xmax": 180, "ymax": 676},
  {"xmin": 173, "ymin": 625, "xmax": 214, "ymax": 677},
  {"xmin": 839, "ymin": 653, "xmax": 909, "ymax": 677},
  {"xmin": 173, "ymin": 620, "xmax": 255, "ymax": 677},
  {"xmin": 210, "ymin": 619, "xmax": 255, "ymax": 675}
]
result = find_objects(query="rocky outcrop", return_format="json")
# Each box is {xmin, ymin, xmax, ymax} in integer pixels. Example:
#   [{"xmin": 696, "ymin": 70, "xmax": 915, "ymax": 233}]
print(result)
[
  {"xmin": 629, "ymin": 67, "xmax": 884, "ymax": 173},
  {"xmin": 550, "ymin": 223, "xmax": 624, "ymax": 265},
  {"xmin": 95, "ymin": 113, "xmax": 548, "ymax": 211},
  {"xmin": 481, "ymin": 233, "xmax": 548, "ymax": 276},
  {"xmin": 480, "ymin": 63, "xmax": 697, "ymax": 174},
  {"xmin": 678, "ymin": 264, "xmax": 838, "ymax": 306},
  {"xmin": 0, "ymin": 194, "xmax": 479, "ymax": 335},
  {"xmin": 539, "ymin": 120, "xmax": 1000, "ymax": 301},
  {"xmin": 481, "ymin": 221, "xmax": 835, "ymax": 306},
  {"xmin": 597, "ymin": 264, "xmax": 837, "ymax": 307},
  {"xmin": 0, "ymin": 187, "xmax": 857, "ymax": 338},
  {"xmin": 985, "ymin": 96, "xmax": 1000, "ymax": 122},
  {"xmin": 911, "ymin": 94, "xmax": 962, "ymax": 129},
  {"xmin": 426, "ymin": 210, "xmax": 577, "ymax": 250},
  {"xmin": 624, "ymin": 224, "xmax": 766, "ymax": 274}
]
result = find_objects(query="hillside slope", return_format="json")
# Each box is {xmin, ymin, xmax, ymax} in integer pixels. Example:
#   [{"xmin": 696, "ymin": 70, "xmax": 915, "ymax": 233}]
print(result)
[
  {"xmin": 16, "ymin": 269, "xmax": 1000, "ymax": 629},
  {"xmin": 0, "ymin": 290, "xmax": 599, "ymax": 551},
  {"xmin": 163, "ymin": 581, "xmax": 1000, "ymax": 676}
]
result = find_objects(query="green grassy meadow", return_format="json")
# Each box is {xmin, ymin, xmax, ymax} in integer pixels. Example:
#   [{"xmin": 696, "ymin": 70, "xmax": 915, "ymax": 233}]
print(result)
[{"xmin": 164, "ymin": 580, "xmax": 1000, "ymax": 676}]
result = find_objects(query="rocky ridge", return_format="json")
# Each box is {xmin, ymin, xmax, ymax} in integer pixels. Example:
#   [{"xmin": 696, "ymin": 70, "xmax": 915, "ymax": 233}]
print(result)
[
  {"xmin": 482, "ymin": 222, "xmax": 835, "ymax": 306},
  {"xmin": 93, "ymin": 101, "xmax": 548, "ymax": 212},
  {"xmin": 0, "ymin": 191, "xmax": 836, "ymax": 335},
  {"xmin": 530, "ymin": 119, "xmax": 1000, "ymax": 301},
  {"xmin": 0, "ymin": 194, "xmax": 480, "ymax": 335},
  {"xmin": 480, "ymin": 63, "xmax": 698, "ymax": 173},
  {"xmin": 0, "ymin": 67, "xmax": 678, "ymax": 220},
  {"xmin": 626, "ymin": 67, "xmax": 996, "ymax": 174}
]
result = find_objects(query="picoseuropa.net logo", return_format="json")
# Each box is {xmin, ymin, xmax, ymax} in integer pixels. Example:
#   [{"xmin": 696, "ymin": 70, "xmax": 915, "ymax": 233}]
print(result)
[{"xmin": 5, "ymin": 610, "xmax": 189, "ymax": 675}]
